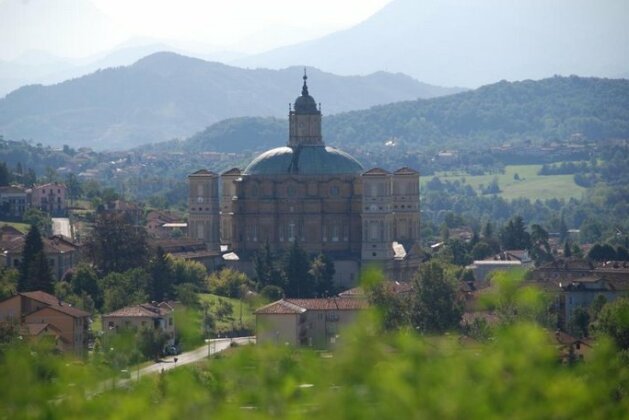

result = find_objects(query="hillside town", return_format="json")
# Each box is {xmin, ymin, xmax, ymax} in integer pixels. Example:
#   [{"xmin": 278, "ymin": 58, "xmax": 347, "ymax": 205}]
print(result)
[{"xmin": 1, "ymin": 0, "xmax": 629, "ymax": 417}]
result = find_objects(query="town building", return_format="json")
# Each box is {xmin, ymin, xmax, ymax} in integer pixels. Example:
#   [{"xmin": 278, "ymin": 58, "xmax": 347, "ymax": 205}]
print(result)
[
  {"xmin": 255, "ymin": 297, "xmax": 368, "ymax": 348},
  {"xmin": 0, "ymin": 234, "xmax": 81, "ymax": 280},
  {"xmin": 0, "ymin": 186, "xmax": 28, "ymax": 218},
  {"xmin": 188, "ymin": 74, "xmax": 421, "ymax": 286},
  {"xmin": 0, "ymin": 291, "xmax": 90, "ymax": 355},
  {"xmin": 466, "ymin": 250, "xmax": 533, "ymax": 282},
  {"xmin": 102, "ymin": 302, "xmax": 175, "ymax": 348},
  {"xmin": 559, "ymin": 276, "xmax": 624, "ymax": 326},
  {"xmin": 31, "ymin": 182, "xmax": 67, "ymax": 216}
]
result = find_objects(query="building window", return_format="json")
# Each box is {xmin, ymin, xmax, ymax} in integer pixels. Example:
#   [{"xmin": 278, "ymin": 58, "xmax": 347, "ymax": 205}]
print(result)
[
  {"xmin": 330, "ymin": 186, "xmax": 340, "ymax": 196},
  {"xmin": 287, "ymin": 185, "xmax": 296, "ymax": 197},
  {"xmin": 288, "ymin": 223, "xmax": 296, "ymax": 242},
  {"xmin": 369, "ymin": 222, "xmax": 379, "ymax": 241},
  {"xmin": 332, "ymin": 225, "xmax": 339, "ymax": 242},
  {"xmin": 197, "ymin": 224, "xmax": 204, "ymax": 239}
]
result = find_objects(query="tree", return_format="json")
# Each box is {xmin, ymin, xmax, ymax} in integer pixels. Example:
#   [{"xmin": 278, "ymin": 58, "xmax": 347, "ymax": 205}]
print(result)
[
  {"xmin": 482, "ymin": 221, "xmax": 494, "ymax": 239},
  {"xmin": 253, "ymin": 241, "xmax": 275, "ymax": 288},
  {"xmin": 100, "ymin": 270, "xmax": 149, "ymax": 312},
  {"xmin": 368, "ymin": 281, "xmax": 411, "ymax": 330},
  {"xmin": 596, "ymin": 297, "xmax": 629, "ymax": 350},
  {"xmin": 87, "ymin": 213, "xmax": 149, "ymax": 275},
  {"xmin": 65, "ymin": 173, "xmax": 82, "ymax": 206},
  {"xmin": 0, "ymin": 268, "xmax": 18, "ymax": 300},
  {"xmin": 499, "ymin": 216, "xmax": 531, "ymax": 250},
  {"xmin": 207, "ymin": 268, "xmax": 250, "ymax": 298},
  {"xmin": 587, "ymin": 243, "xmax": 617, "ymax": 262},
  {"xmin": 137, "ymin": 327, "xmax": 170, "ymax": 361},
  {"xmin": 149, "ymin": 246, "xmax": 173, "ymax": 302},
  {"xmin": 18, "ymin": 225, "xmax": 53, "ymax": 293},
  {"xmin": 309, "ymin": 254, "xmax": 336, "ymax": 297},
  {"xmin": 22, "ymin": 208, "xmax": 52, "ymax": 236},
  {"xmin": 568, "ymin": 307, "xmax": 590, "ymax": 338},
  {"xmin": 616, "ymin": 246, "xmax": 629, "ymax": 261},
  {"xmin": 0, "ymin": 162, "xmax": 10, "ymax": 186},
  {"xmin": 67, "ymin": 263, "xmax": 101, "ymax": 307},
  {"xmin": 472, "ymin": 241, "xmax": 493, "ymax": 260},
  {"xmin": 411, "ymin": 261, "xmax": 462, "ymax": 333},
  {"xmin": 173, "ymin": 283, "xmax": 199, "ymax": 307},
  {"xmin": 283, "ymin": 241, "xmax": 313, "ymax": 298},
  {"xmin": 529, "ymin": 224, "xmax": 553, "ymax": 265},
  {"xmin": 167, "ymin": 256, "xmax": 207, "ymax": 287},
  {"xmin": 563, "ymin": 241, "xmax": 572, "ymax": 257}
]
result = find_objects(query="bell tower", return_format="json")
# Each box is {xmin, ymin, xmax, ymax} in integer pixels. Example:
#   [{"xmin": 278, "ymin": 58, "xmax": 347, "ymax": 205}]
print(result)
[
  {"xmin": 288, "ymin": 70, "xmax": 323, "ymax": 147},
  {"xmin": 187, "ymin": 169, "xmax": 220, "ymax": 251}
]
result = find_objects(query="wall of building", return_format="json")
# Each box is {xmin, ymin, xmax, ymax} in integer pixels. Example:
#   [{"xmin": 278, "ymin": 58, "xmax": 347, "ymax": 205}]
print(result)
[
  {"xmin": 256, "ymin": 313, "xmax": 300, "ymax": 346},
  {"xmin": 25, "ymin": 307, "xmax": 83, "ymax": 355},
  {"xmin": 0, "ymin": 295, "xmax": 21, "ymax": 321},
  {"xmin": 300, "ymin": 309, "xmax": 362, "ymax": 349}
]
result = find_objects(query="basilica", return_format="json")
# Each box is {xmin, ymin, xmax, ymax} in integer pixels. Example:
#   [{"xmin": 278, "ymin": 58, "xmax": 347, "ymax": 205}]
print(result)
[{"xmin": 188, "ymin": 74, "xmax": 421, "ymax": 286}]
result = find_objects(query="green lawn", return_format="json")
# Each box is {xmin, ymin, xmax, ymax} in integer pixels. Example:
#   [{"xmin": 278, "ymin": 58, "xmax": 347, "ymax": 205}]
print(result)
[
  {"xmin": 198, "ymin": 293, "xmax": 256, "ymax": 330},
  {"xmin": 175, "ymin": 294, "xmax": 260, "ymax": 351},
  {"xmin": 422, "ymin": 164, "xmax": 586, "ymax": 201},
  {"xmin": 0, "ymin": 221, "xmax": 30, "ymax": 233}
]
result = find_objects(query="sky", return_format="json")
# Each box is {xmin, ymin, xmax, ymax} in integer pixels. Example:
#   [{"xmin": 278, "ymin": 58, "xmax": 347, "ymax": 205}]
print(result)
[{"xmin": 0, "ymin": 0, "xmax": 393, "ymax": 60}]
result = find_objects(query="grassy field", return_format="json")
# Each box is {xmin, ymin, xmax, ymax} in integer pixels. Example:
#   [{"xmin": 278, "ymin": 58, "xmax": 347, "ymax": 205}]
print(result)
[
  {"xmin": 198, "ymin": 293, "xmax": 257, "ymax": 330},
  {"xmin": 0, "ymin": 221, "xmax": 30, "ymax": 233},
  {"xmin": 422, "ymin": 164, "xmax": 586, "ymax": 201},
  {"xmin": 176, "ymin": 293, "xmax": 261, "ymax": 351}
]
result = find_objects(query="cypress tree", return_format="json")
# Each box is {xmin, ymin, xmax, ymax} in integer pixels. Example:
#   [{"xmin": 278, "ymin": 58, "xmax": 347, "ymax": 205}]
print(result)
[{"xmin": 18, "ymin": 225, "xmax": 53, "ymax": 293}]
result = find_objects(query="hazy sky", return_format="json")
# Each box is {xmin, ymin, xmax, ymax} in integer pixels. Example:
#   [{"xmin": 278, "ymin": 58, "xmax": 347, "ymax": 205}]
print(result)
[{"xmin": 0, "ymin": 0, "xmax": 392, "ymax": 60}]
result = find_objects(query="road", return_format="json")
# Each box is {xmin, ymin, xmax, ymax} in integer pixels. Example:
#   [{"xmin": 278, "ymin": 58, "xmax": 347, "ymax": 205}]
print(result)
[
  {"xmin": 52, "ymin": 217, "xmax": 71, "ymax": 238},
  {"xmin": 126, "ymin": 337, "xmax": 255, "ymax": 380}
]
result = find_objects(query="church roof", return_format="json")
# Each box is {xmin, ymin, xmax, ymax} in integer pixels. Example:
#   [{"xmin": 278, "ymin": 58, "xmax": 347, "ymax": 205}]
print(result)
[
  {"xmin": 293, "ymin": 70, "xmax": 319, "ymax": 114},
  {"xmin": 190, "ymin": 169, "xmax": 218, "ymax": 177},
  {"xmin": 394, "ymin": 167, "xmax": 419, "ymax": 175},
  {"xmin": 243, "ymin": 145, "xmax": 363, "ymax": 176},
  {"xmin": 362, "ymin": 167, "xmax": 391, "ymax": 176},
  {"xmin": 222, "ymin": 168, "xmax": 242, "ymax": 176}
]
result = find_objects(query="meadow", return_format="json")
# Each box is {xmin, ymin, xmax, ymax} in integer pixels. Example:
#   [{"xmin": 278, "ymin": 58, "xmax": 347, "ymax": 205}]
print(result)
[{"xmin": 423, "ymin": 164, "xmax": 586, "ymax": 201}]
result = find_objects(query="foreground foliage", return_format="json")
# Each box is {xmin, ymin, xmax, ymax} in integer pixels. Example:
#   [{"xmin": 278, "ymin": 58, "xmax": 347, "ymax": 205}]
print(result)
[{"xmin": 2, "ymin": 312, "xmax": 629, "ymax": 418}]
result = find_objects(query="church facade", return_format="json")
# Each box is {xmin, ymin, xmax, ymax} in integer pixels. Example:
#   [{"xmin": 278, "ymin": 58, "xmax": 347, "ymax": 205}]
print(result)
[{"xmin": 188, "ymin": 75, "xmax": 421, "ymax": 286}]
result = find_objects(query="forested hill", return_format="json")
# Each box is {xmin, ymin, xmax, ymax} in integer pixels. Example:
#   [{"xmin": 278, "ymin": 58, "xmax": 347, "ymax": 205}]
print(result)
[
  {"xmin": 167, "ymin": 76, "xmax": 629, "ymax": 154},
  {"xmin": 0, "ymin": 52, "xmax": 461, "ymax": 150}
]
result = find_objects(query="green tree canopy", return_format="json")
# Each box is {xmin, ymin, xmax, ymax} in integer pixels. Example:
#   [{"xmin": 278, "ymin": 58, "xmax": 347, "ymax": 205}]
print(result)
[
  {"xmin": 18, "ymin": 225, "xmax": 53, "ymax": 293},
  {"xmin": 411, "ymin": 261, "xmax": 463, "ymax": 333}
]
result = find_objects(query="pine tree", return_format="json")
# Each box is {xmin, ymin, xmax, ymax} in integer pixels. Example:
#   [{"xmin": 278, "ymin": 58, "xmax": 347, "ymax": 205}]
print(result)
[
  {"xmin": 283, "ymin": 241, "xmax": 313, "ymax": 298},
  {"xmin": 149, "ymin": 246, "xmax": 172, "ymax": 302},
  {"xmin": 18, "ymin": 225, "xmax": 53, "ymax": 293},
  {"xmin": 563, "ymin": 241, "xmax": 572, "ymax": 258}
]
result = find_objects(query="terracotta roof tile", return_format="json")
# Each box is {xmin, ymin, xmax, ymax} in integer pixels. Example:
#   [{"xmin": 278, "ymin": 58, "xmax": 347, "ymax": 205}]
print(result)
[
  {"xmin": 255, "ymin": 300, "xmax": 307, "ymax": 315},
  {"xmin": 103, "ymin": 303, "xmax": 172, "ymax": 318},
  {"xmin": 286, "ymin": 298, "xmax": 368, "ymax": 311},
  {"xmin": 21, "ymin": 291, "xmax": 90, "ymax": 318}
]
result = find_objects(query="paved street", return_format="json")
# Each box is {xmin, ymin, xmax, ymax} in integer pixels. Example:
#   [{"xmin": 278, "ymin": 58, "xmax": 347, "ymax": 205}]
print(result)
[
  {"xmin": 52, "ymin": 217, "xmax": 72, "ymax": 238},
  {"xmin": 129, "ymin": 337, "xmax": 255, "ymax": 379}
]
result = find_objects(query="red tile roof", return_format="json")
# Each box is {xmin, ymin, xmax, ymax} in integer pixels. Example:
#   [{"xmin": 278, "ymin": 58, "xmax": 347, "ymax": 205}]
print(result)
[
  {"xmin": 103, "ymin": 303, "xmax": 172, "ymax": 318},
  {"xmin": 255, "ymin": 300, "xmax": 307, "ymax": 315},
  {"xmin": 255, "ymin": 298, "xmax": 368, "ymax": 314},
  {"xmin": 21, "ymin": 291, "xmax": 90, "ymax": 318},
  {"xmin": 287, "ymin": 298, "xmax": 369, "ymax": 311}
]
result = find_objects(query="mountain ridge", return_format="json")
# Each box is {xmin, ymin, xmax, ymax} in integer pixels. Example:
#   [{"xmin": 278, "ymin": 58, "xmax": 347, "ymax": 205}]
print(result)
[
  {"xmin": 154, "ymin": 75, "xmax": 629, "ymax": 155},
  {"xmin": 0, "ymin": 52, "xmax": 462, "ymax": 150}
]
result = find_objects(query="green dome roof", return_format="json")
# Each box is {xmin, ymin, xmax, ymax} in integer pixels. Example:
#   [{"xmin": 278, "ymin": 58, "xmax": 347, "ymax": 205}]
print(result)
[{"xmin": 243, "ymin": 145, "xmax": 363, "ymax": 176}]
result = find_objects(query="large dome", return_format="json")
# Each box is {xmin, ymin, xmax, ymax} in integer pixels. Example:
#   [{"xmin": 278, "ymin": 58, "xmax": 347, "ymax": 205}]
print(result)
[{"xmin": 243, "ymin": 145, "xmax": 364, "ymax": 176}]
